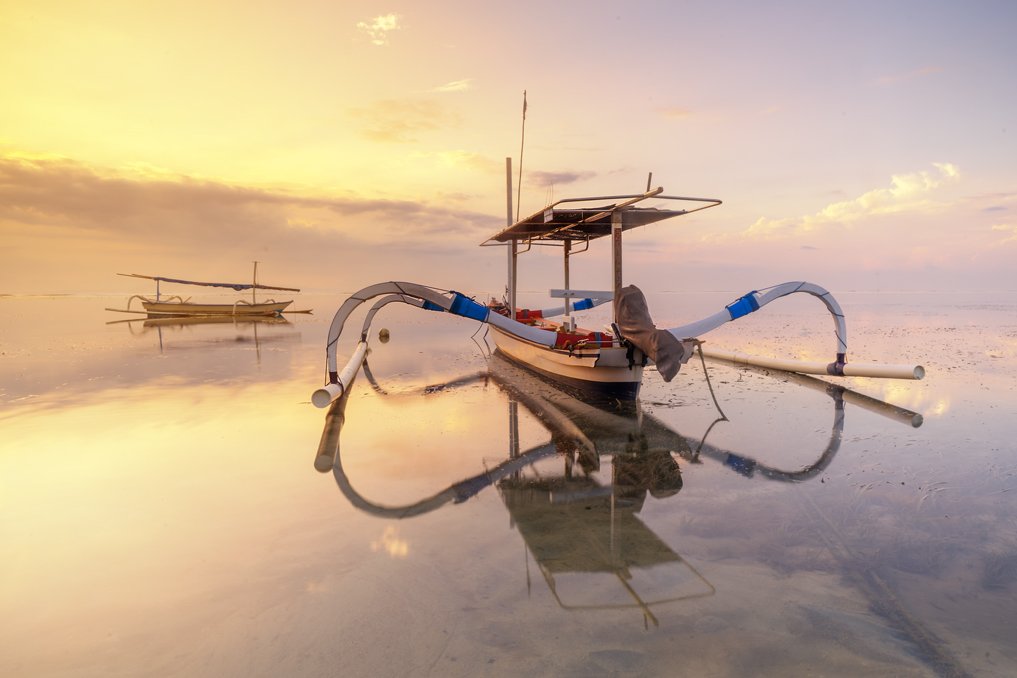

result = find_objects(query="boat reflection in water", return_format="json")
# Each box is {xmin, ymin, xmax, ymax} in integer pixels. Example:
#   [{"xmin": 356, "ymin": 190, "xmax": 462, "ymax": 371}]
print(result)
[
  {"xmin": 108, "ymin": 313, "xmax": 297, "ymax": 356},
  {"xmin": 315, "ymin": 354, "xmax": 922, "ymax": 626}
]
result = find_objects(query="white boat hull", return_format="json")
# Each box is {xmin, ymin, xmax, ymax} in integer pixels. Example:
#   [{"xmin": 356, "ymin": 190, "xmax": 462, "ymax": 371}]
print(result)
[
  {"xmin": 141, "ymin": 300, "xmax": 292, "ymax": 316},
  {"xmin": 489, "ymin": 325, "xmax": 644, "ymax": 400}
]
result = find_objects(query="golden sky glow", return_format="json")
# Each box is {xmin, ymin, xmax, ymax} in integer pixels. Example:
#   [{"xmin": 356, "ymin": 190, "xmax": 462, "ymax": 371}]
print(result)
[{"xmin": 2, "ymin": 1, "xmax": 1016, "ymax": 294}]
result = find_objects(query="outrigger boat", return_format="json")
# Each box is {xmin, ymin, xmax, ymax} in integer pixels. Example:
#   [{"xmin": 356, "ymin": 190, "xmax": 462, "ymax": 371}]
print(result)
[
  {"xmin": 312, "ymin": 175, "xmax": 924, "ymax": 409},
  {"xmin": 106, "ymin": 262, "xmax": 301, "ymax": 317}
]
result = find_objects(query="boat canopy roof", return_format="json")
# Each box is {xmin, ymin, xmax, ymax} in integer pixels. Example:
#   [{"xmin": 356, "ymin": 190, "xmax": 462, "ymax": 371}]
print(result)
[
  {"xmin": 117, "ymin": 273, "xmax": 299, "ymax": 292},
  {"xmin": 482, "ymin": 189, "xmax": 721, "ymax": 246}
]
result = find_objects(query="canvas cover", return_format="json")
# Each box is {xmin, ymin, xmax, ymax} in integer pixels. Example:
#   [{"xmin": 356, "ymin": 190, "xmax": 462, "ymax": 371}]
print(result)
[{"xmin": 614, "ymin": 285, "xmax": 686, "ymax": 382}]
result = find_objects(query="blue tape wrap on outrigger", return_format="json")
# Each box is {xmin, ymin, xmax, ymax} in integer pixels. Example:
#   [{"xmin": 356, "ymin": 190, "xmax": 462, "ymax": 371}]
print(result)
[
  {"xmin": 448, "ymin": 292, "xmax": 490, "ymax": 322},
  {"xmin": 726, "ymin": 291, "xmax": 760, "ymax": 320},
  {"xmin": 421, "ymin": 300, "xmax": 445, "ymax": 312},
  {"xmin": 572, "ymin": 298, "xmax": 595, "ymax": 311}
]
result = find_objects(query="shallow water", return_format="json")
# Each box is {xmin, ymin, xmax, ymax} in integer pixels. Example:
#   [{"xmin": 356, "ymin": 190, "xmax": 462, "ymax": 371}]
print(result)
[{"xmin": 1, "ymin": 292, "xmax": 1015, "ymax": 677}]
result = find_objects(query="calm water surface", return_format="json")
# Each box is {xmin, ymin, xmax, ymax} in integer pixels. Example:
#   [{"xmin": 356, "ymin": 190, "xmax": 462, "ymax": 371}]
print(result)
[{"xmin": 1, "ymin": 292, "xmax": 1015, "ymax": 677}]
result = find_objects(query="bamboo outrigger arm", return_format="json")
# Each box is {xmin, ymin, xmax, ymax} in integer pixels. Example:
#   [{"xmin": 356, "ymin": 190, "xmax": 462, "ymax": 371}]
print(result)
[
  {"xmin": 314, "ymin": 281, "xmax": 565, "ymax": 407},
  {"xmin": 664, "ymin": 281, "xmax": 924, "ymax": 380},
  {"xmin": 667, "ymin": 281, "xmax": 848, "ymax": 367}
]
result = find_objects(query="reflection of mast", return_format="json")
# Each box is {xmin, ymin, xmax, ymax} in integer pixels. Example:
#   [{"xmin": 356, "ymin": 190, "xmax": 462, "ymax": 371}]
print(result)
[{"xmin": 509, "ymin": 400, "xmax": 519, "ymax": 460}]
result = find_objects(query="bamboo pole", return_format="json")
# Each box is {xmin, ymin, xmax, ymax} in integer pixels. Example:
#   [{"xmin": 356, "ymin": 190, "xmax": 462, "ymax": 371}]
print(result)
[
  {"xmin": 116, "ymin": 272, "xmax": 300, "ymax": 292},
  {"xmin": 700, "ymin": 347, "xmax": 925, "ymax": 381}
]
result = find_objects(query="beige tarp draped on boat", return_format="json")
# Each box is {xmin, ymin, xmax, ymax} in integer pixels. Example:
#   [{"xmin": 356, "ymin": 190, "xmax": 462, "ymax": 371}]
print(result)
[{"xmin": 614, "ymin": 285, "xmax": 686, "ymax": 382}]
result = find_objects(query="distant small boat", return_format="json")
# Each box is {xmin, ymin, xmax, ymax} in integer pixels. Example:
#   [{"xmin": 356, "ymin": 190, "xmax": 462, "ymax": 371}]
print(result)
[{"xmin": 106, "ymin": 262, "xmax": 301, "ymax": 317}]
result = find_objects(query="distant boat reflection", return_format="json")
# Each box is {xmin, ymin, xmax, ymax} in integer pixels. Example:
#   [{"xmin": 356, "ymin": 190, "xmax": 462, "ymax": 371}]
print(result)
[
  {"xmin": 313, "ymin": 353, "xmax": 924, "ymax": 625},
  {"xmin": 108, "ymin": 313, "xmax": 298, "ymax": 357}
]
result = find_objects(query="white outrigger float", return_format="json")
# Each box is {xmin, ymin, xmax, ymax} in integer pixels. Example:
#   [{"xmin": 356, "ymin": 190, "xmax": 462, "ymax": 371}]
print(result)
[{"xmin": 312, "ymin": 179, "xmax": 924, "ymax": 409}]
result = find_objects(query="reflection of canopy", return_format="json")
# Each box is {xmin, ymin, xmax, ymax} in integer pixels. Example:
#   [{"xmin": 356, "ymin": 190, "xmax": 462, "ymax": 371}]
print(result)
[{"xmin": 500, "ymin": 485, "xmax": 680, "ymax": 574}]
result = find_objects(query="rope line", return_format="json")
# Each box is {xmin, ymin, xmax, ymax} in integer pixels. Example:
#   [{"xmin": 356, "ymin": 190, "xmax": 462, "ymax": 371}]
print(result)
[{"xmin": 692, "ymin": 340, "xmax": 728, "ymax": 421}]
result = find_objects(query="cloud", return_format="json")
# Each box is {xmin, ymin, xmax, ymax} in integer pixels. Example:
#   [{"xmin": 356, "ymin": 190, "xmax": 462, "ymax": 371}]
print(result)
[
  {"xmin": 348, "ymin": 98, "xmax": 460, "ymax": 143},
  {"xmin": 0, "ymin": 153, "xmax": 497, "ymax": 251},
  {"xmin": 432, "ymin": 79, "xmax": 472, "ymax": 93},
  {"xmin": 525, "ymin": 170, "xmax": 596, "ymax": 188},
  {"xmin": 743, "ymin": 163, "xmax": 961, "ymax": 240},
  {"xmin": 357, "ymin": 13, "xmax": 401, "ymax": 46},
  {"xmin": 992, "ymin": 224, "xmax": 1017, "ymax": 244},
  {"xmin": 0, "ymin": 152, "xmax": 514, "ymax": 294}
]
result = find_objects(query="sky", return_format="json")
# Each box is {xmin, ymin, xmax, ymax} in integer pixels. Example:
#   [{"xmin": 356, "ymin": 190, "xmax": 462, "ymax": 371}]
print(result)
[{"xmin": 2, "ymin": 0, "xmax": 1016, "ymax": 296}]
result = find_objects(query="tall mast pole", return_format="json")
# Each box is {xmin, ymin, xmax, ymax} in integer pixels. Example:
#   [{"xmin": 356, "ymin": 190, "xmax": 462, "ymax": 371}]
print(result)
[
  {"xmin": 505, "ymin": 157, "xmax": 516, "ymax": 312},
  {"xmin": 252, "ymin": 260, "xmax": 259, "ymax": 304},
  {"xmin": 515, "ymin": 90, "xmax": 527, "ymax": 222},
  {"xmin": 563, "ymin": 239, "xmax": 571, "ymax": 327},
  {"xmin": 507, "ymin": 89, "xmax": 527, "ymax": 313},
  {"xmin": 612, "ymin": 211, "xmax": 623, "ymax": 324}
]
